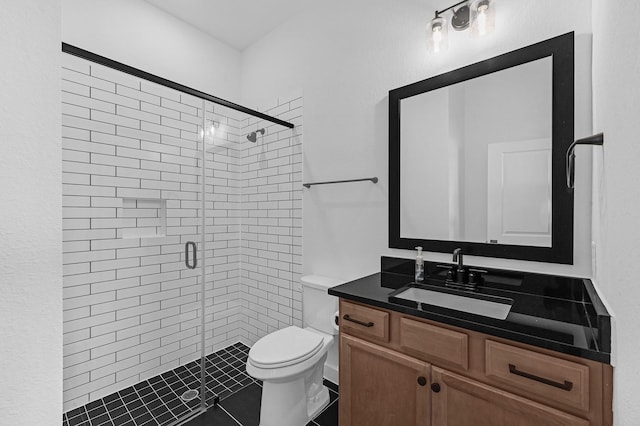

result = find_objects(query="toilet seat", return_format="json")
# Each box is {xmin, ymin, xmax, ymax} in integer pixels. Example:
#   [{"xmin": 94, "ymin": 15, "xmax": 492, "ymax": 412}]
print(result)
[{"xmin": 248, "ymin": 326, "xmax": 324, "ymax": 369}]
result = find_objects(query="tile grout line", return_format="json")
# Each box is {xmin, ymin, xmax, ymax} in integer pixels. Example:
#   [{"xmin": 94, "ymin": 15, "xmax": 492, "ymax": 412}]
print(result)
[
  {"xmin": 149, "ymin": 375, "xmax": 187, "ymax": 424},
  {"xmin": 68, "ymin": 405, "xmax": 91, "ymax": 426},
  {"xmin": 190, "ymin": 357, "xmax": 229, "ymax": 402},
  {"xmin": 207, "ymin": 352, "xmax": 242, "ymax": 394},
  {"xmin": 219, "ymin": 353, "xmax": 251, "ymax": 390},
  {"xmin": 113, "ymin": 391, "xmax": 137, "ymax": 425},
  {"xmin": 130, "ymin": 384, "xmax": 159, "ymax": 425},
  {"xmin": 212, "ymin": 347, "xmax": 255, "ymax": 398},
  {"xmin": 156, "ymin": 371, "xmax": 195, "ymax": 416},
  {"xmin": 136, "ymin": 378, "xmax": 178, "ymax": 425},
  {"xmin": 96, "ymin": 398, "xmax": 116, "ymax": 425}
]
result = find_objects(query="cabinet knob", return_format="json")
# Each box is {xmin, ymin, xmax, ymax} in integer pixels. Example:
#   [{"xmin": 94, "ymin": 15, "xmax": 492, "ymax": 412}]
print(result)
[
  {"xmin": 417, "ymin": 376, "xmax": 427, "ymax": 386},
  {"xmin": 431, "ymin": 383, "xmax": 441, "ymax": 393}
]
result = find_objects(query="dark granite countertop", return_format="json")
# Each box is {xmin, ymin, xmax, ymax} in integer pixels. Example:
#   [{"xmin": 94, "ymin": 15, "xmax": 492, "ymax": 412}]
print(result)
[{"xmin": 328, "ymin": 257, "xmax": 611, "ymax": 363}]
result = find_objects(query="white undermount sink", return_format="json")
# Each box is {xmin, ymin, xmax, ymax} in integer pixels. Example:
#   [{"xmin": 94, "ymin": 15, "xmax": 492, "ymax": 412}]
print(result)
[{"xmin": 391, "ymin": 285, "xmax": 513, "ymax": 320}]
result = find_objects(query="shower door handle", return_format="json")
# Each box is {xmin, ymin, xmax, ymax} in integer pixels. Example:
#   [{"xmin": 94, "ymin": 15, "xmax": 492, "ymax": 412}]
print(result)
[{"xmin": 185, "ymin": 242, "xmax": 197, "ymax": 269}]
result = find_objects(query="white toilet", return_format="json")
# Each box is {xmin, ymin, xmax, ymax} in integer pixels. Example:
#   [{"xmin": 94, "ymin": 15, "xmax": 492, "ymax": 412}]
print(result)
[{"xmin": 246, "ymin": 275, "xmax": 342, "ymax": 426}]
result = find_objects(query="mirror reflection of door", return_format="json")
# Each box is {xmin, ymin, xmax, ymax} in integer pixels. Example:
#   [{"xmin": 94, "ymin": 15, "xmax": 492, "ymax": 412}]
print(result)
[
  {"xmin": 398, "ymin": 56, "xmax": 553, "ymax": 246},
  {"xmin": 486, "ymin": 139, "xmax": 552, "ymax": 247}
]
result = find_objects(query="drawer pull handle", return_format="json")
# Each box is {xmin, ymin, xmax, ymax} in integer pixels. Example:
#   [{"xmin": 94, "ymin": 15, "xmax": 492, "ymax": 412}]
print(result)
[
  {"xmin": 343, "ymin": 314, "xmax": 374, "ymax": 327},
  {"xmin": 508, "ymin": 363, "xmax": 573, "ymax": 391}
]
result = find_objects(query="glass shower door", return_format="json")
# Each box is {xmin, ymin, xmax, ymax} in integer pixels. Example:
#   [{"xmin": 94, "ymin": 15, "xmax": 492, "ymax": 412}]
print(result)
[
  {"xmin": 60, "ymin": 53, "xmax": 210, "ymax": 426},
  {"xmin": 160, "ymin": 92, "xmax": 209, "ymax": 422},
  {"xmin": 61, "ymin": 46, "xmax": 298, "ymax": 426}
]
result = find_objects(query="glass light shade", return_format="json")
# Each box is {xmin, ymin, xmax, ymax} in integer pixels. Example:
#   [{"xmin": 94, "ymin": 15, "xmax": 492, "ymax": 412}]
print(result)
[
  {"xmin": 427, "ymin": 16, "xmax": 448, "ymax": 53},
  {"xmin": 203, "ymin": 121, "xmax": 220, "ymax": 144},
  {"xmin": 471, "ymin": 0, "xmax": 495, "ymax": 37}
]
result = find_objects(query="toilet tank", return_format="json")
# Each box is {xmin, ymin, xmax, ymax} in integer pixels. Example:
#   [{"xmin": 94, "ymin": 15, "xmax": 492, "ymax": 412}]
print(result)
[{"xmin": 301, "ymin": 275, "xmax": 345, "ymax": 335}]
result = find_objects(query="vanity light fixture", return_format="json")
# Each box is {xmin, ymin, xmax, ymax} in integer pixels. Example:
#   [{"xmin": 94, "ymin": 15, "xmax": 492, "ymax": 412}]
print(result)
[{"xmin": 427, "ymin": 0, "xmax": 495, "ymax": 53}]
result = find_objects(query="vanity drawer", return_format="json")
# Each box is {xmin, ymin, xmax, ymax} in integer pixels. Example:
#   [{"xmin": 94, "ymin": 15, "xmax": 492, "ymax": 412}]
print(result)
[
  {"xmin": 340, "ymin": 300, "xmax": 389, "ymax": 342},
  {"xmin": 485, "ymin": 340, "xmax": 590, "ymax": 411},
  {"xmin": 399, "ymin": 317, "xmax": 468, "ymax": 370}
]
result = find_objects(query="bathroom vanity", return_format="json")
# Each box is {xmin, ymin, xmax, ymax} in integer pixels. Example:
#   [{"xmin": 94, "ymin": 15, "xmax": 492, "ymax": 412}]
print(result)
[
  {"xmin": 329, "ymin": 257, "xmax": 613, "ymax": 425},
  {"xmin": 342, "ymin": 30, "xmax": 614, "ymax": 425}
]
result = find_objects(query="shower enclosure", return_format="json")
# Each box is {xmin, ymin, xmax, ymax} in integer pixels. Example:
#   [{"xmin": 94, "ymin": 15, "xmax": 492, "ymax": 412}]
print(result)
[{"xmin": 61, "ymin": 44, "xmax": 302, "ymax": 425}]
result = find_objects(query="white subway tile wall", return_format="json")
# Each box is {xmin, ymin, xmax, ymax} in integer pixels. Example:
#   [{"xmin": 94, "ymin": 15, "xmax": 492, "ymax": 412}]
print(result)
[{"xmin": 61, "ymin": 53, "xmax": 303, "ymax": 413}]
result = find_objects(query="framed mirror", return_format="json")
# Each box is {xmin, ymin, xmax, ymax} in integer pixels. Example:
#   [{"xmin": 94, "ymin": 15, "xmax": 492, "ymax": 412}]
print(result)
[{"xmin": 389, "ymin": 32, "xmax": 574, "ymax": 264}]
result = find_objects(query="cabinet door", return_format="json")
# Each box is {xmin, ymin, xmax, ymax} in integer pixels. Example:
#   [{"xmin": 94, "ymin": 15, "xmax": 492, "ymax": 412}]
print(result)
[
  {"xmin": 339, "ymin": 333, "xmax": 430, "ymax": 426},
  {"xmin": 431, "ymin": 367, "xmax": 589, "ymax": 426}
]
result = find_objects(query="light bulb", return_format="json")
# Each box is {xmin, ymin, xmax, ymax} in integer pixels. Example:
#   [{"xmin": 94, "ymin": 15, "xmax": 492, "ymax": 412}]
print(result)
[
  {"xmin": 472, "ymin": 0, "xmax": 494, "ymax": 37},
  {"xmin": 427, "ymin": 16, "xmax": 447, "ymax": 53},
  {"xmin": 477, "ymin": 10, "xmax": 487, "ymax": 35},
  {"xmin": 433, "ymin": 27, "xmax": 442, "ymax": 52}
]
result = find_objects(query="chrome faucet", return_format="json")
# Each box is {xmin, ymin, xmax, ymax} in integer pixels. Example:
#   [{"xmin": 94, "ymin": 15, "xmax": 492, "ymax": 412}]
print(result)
[
  {"xmin": 452, "ymin": 248, "xmax": 463, "ymax": 270},
  {"xmin": 452, "ymin": 248, "xmax": 466, "ymax": 284},
  {"xmin": 447, "ymin": 248, "xmax": 483, "ymax": 291}
]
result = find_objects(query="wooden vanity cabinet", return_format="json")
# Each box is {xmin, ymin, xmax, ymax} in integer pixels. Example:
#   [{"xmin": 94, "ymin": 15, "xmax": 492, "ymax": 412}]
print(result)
[
  {"xmin": 431, "ymin": 367, "xmax": 588, "ymax": 426},
  {"xmin": 338, "ymin": 299, "xmax": 613, "ymax": 426},
  {"xmin": 340, "ymin": 334, "xmax": 430, "ymax": 426}
]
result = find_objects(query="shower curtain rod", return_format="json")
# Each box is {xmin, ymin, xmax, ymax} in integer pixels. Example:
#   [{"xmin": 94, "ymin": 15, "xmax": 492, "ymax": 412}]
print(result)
[{"xmin": 62, "ymin": 43, "xmax": 295, "ymax": 129}]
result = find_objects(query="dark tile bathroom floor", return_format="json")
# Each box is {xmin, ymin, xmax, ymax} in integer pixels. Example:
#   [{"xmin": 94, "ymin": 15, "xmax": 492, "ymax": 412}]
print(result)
[
  {"xmin": 62, "ymin": 342, "xmax": 338, "ymax": 426},
  {"xmin": 184, "ymin": 380, "xmax": 339, "ymax": 426}
]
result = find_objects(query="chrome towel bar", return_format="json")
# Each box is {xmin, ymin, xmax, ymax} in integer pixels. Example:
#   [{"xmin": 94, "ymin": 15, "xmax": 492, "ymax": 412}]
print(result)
[
  {"xmin": 302, "ymin": 177, "xmax": 378, "ymax": 188},
  {"xmin": 566, "ymin": 133, "xmax": 604, "ymax": 189}
]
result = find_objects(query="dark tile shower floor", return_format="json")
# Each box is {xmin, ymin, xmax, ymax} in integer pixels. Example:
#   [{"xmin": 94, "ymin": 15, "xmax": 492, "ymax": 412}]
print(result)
[{"xmin": 62, "ymin": 342, "xmax": 338, "ymax": 426}]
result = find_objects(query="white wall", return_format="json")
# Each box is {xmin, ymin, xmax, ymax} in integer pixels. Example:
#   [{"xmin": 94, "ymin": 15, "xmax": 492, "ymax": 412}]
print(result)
[
  {"xmin": 241, "ymin": 0, "xmax": 593, "ymax": 280},
  {"xmin": 63, "ymin": 0, "xmax": 242, "ymax": 102},
  {"xmin": 592, "ymin": 0, "xmax": 640, "ymax": 423},
  {"xmin": 0, "ymin": 1, "xmax": 63, "ymax": 425}
]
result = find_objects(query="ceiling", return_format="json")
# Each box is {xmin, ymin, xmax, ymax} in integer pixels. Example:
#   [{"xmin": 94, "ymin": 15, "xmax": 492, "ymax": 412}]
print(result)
[{"xmin": 144, "ymin": 0, "xmax": 314, "ymax": 51}]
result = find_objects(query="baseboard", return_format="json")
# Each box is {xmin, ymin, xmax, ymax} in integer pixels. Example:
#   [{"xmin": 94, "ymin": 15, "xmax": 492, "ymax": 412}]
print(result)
[{"xmin": 324, "ymin": 363, "xmax": 339, "ymax": 386}]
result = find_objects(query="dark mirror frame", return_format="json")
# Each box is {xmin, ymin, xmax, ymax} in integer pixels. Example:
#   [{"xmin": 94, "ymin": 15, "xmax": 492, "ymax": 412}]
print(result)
[{"xmin": 389, "ymin": 32, "xmax": 574, "ymax": 264}]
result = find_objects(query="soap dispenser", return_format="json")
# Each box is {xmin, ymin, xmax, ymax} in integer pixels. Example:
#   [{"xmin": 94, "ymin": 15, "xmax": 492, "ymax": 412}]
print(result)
[{"xmin": 415, "ymin": 246, "xmax": 424, "ymax": 283}]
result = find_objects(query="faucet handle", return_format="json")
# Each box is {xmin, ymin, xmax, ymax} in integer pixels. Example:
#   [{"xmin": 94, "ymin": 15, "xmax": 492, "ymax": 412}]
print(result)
[
  {"xmin": 468, "ymin": 268, "xmax": 487, "ymax": 285},
  {"xmin": 436, "ymin": 264, "xmax": 455, "ymax": 270}
]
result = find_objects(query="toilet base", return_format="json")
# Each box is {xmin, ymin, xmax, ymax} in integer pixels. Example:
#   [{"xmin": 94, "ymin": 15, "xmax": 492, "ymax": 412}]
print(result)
[
  {"xmin": 259, "ymin": 380, "xmax": 329, "ymax": 426},
  {"xmin": 257, "ymin": 353, "xmax": 330, "ymax": 426},
  {"xmin": 306, "ymin": 385, "xmax": 330, "ymax": 420}
]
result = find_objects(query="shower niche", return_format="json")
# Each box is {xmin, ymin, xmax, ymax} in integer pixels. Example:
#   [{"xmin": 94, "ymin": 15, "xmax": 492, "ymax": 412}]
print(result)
[{"xmin": 120, "ymin": 198, "xmax": 167, "ymax": 239}]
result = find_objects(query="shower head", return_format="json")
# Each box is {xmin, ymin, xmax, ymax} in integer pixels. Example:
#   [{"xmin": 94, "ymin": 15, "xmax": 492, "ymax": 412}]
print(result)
[{"xmin": 246, "ymin": 128, "xmax": 265, "ymax": 143}]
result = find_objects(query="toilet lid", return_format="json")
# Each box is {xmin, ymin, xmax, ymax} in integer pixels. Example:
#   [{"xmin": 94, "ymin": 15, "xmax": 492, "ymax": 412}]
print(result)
[{"xmin": 248, "ymin": 326, "xmax": 324, "ymax": 369}]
